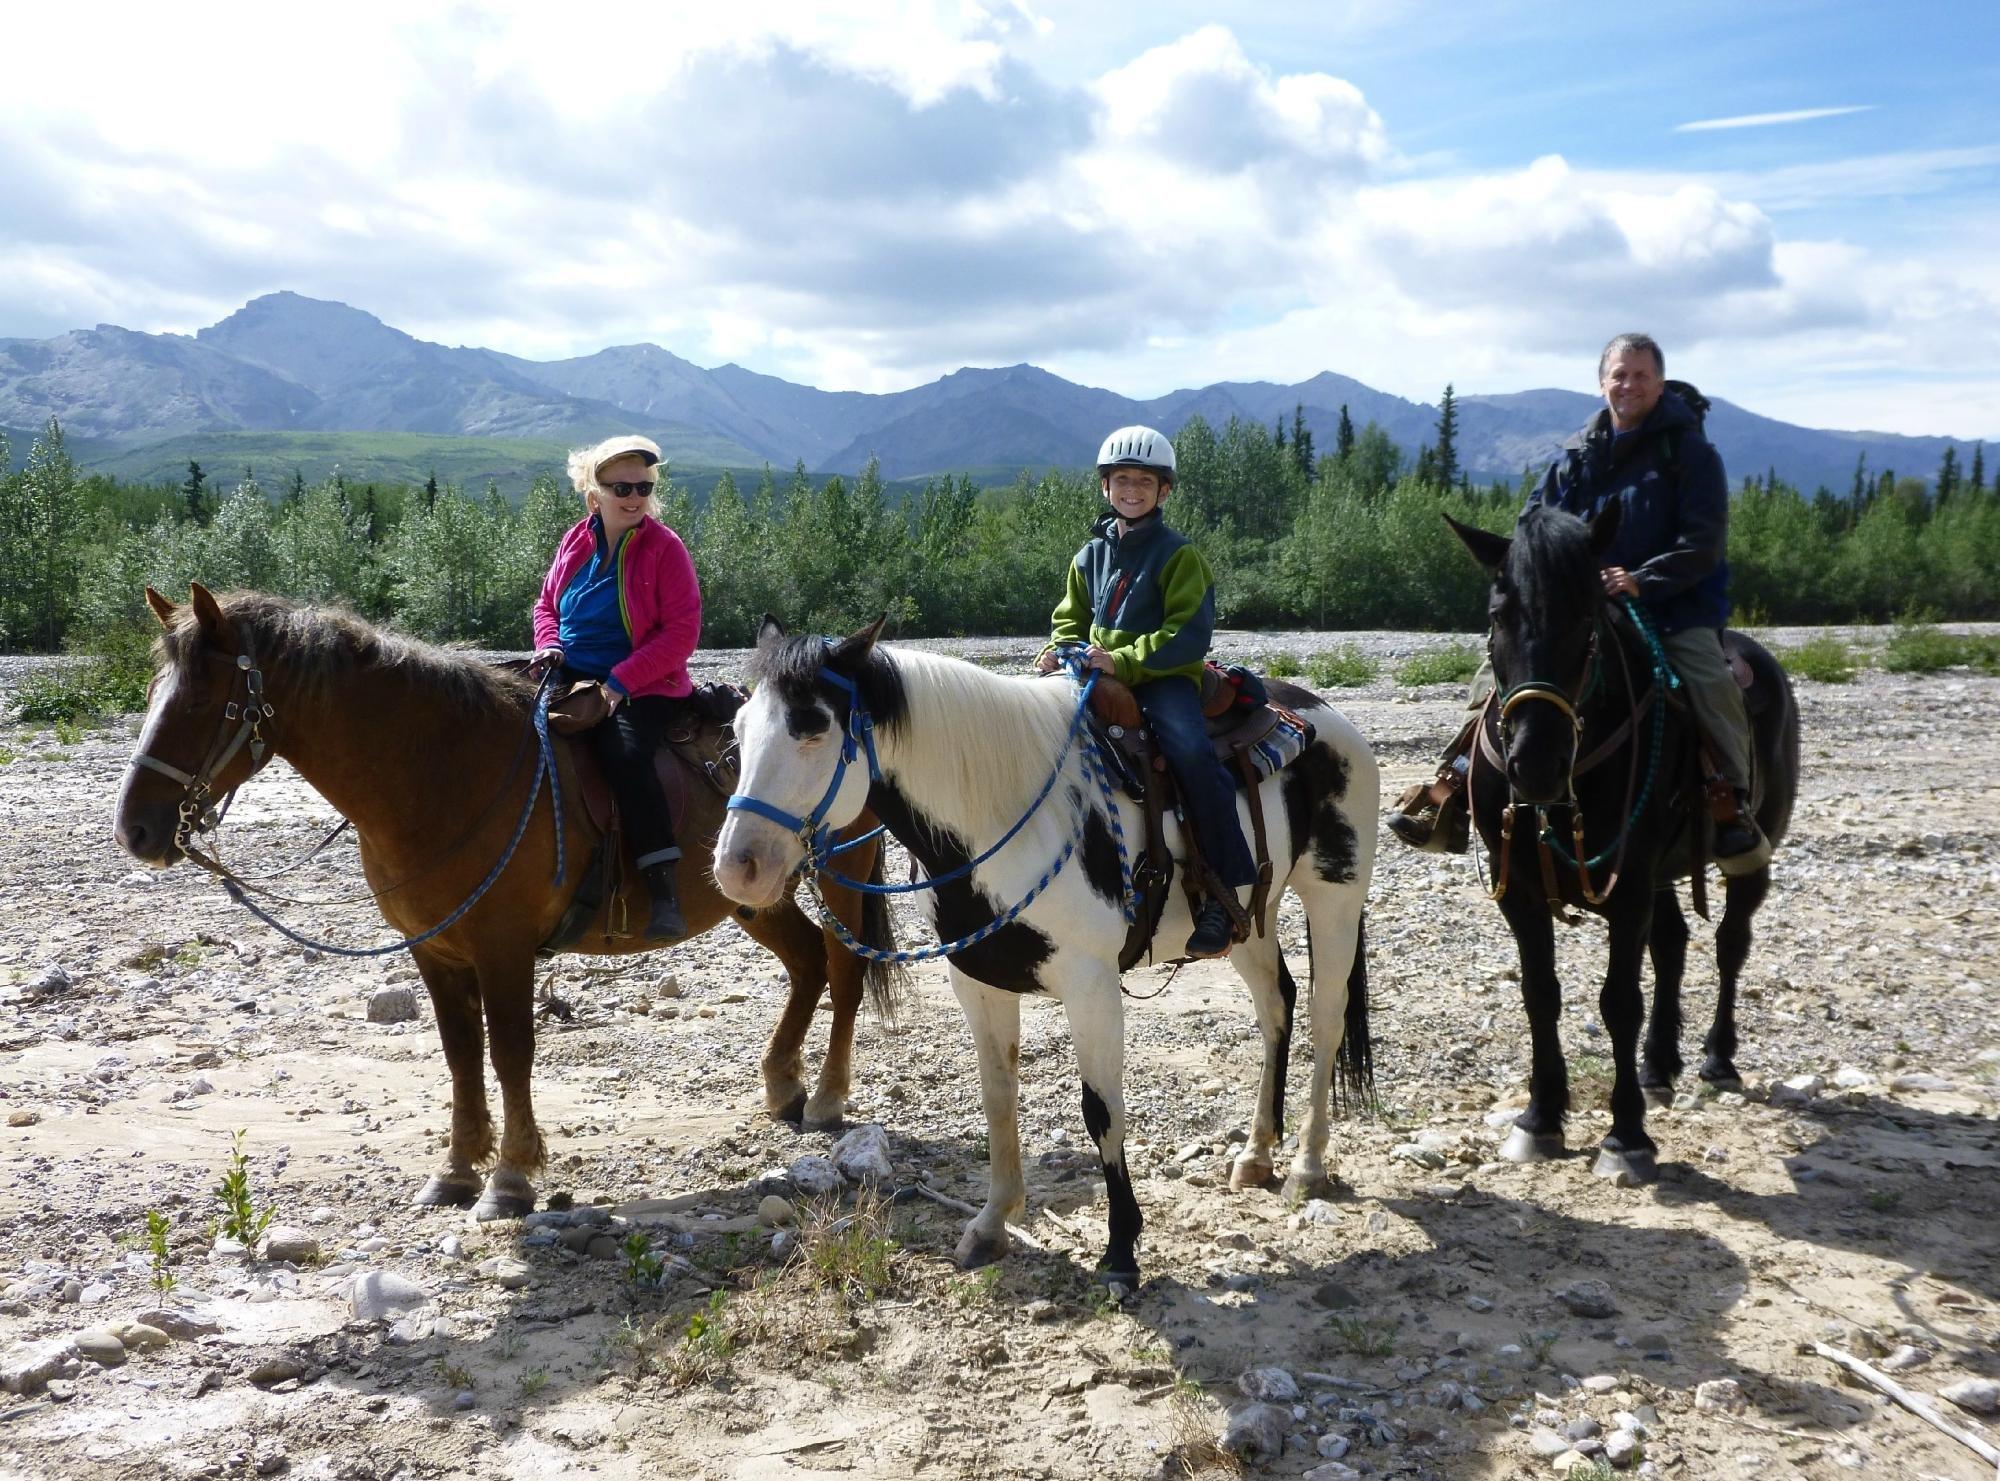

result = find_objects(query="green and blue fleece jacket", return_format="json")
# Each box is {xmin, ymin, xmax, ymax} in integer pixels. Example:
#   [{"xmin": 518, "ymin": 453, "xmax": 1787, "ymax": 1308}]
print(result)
[{"xmin": 1046, "ymin": 511, "xmax": 1216, "ymax": 687}]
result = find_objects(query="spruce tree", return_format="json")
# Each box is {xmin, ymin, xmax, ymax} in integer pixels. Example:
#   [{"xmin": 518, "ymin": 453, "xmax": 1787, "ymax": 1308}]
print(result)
[
  {"xmin": 1936, "ymin": 446, "xmax": 1960, "ymax": 505},
  {"xmin": 288, "ymin": 469, "xmax": 305, "ymax": 504},
  {"xmin": 183, "ymin": 460, "xmax": 209, "ymax": 525},
  {"xmin": 1291, "ymin": 402, "xmax": 1314, "ymax": 479},
  {"xmin": 1336, "ymin": 404, "xmax": 1355, "ymax": 462},
  {"xmin": 1972, "ymin": 443, "xmax": 1986, "ymax": 495},
  {"xmin": 1850, "ymin": 451, "xmax": 1867, "ymax": 504},
  {"xmin": 425, "ymin": 469, "xmax": 439, "ymax": 513},
  {"xmin": 1434, "ymin": 384, "xmax": 1460, "ymax": 489}
]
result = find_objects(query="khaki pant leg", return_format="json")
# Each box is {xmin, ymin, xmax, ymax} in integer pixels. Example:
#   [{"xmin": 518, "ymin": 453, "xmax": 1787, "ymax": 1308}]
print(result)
[
  {"xmin": 1663, "ymin": 627, "xmax": 1751, "ymax": 790},
  {"xmin": 1467, "ymin": 654, "xmax": 1496, "ymax": 709}
]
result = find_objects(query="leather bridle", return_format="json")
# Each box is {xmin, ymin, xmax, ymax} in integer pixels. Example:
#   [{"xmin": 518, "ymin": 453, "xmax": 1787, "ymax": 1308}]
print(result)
[{"xmin": 130, "ymin": 637, "xmax": 276, "ymax": 859}]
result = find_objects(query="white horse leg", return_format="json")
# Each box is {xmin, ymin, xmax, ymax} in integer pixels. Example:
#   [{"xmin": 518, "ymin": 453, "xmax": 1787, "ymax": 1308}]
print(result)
[
  {"xmin": 949, "ymin": 968, "xmax": 1026, "ymax": 1269},
  {"xmin": 1227, "ymin": 924, "xmax": 1290, "ymax": 1191},
  {"xmin": 1061, "ymin": 972, "xmax": 1142, "ymax": 1286},
  {"xmin": 1288, "ymin": 878, "xmax": 1367, "ymax": 1203}
]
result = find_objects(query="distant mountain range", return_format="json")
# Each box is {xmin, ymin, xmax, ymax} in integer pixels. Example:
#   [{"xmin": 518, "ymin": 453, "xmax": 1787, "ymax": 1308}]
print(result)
[{"xmin": 2, "ymin": 291, "xmax": 1988, "ymax": 493}]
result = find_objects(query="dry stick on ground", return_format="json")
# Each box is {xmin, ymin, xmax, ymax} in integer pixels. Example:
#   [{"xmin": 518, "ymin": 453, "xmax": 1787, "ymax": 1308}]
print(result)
[
  {"xmin": 895, "ymin": 1183, "xmax": 1046, "ymax": 1250},
  {"xmin": 1808, "ymin": 1341, "xmax": 2000, "ymax": 1475}
]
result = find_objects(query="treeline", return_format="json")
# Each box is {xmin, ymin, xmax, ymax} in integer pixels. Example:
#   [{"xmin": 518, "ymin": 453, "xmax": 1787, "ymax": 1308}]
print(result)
[{"xmin": 2, "ymin": 410, "xmax": 1996, "ymax": 657}]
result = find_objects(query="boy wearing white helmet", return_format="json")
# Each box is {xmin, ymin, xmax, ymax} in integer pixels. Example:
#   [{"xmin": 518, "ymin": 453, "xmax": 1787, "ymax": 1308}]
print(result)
[{"xmin": 1035, "ymin": 426, "xmax": 1255, "ymax": 958}]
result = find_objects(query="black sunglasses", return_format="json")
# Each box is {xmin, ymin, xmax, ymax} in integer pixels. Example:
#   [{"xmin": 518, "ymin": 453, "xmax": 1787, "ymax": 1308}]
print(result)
[{"xmin": 600, "ymin": 480, "xmax": 656, "ymax": 497}]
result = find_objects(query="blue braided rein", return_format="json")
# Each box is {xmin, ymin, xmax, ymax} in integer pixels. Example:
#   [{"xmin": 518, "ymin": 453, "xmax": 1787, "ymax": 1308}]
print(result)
[
  {"xmin": 220, "ymin": 674, "xmax": 569, "ymax": 958},
  {"xmin": 1540, "ymin": 597, "xmax": 1679, "ymax": 872}
]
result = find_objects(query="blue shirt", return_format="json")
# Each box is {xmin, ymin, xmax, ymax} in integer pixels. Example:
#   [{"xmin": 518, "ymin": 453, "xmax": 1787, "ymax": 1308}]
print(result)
[{"xmin": 556, "ymin": 515, "xmax": 634, "ymax": 692}]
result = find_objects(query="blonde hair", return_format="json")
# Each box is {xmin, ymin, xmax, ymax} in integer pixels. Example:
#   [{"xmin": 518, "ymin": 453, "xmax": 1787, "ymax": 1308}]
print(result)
[{"xmin": 567, "ymin": 435, "xmax": 664, "ymax": 519}]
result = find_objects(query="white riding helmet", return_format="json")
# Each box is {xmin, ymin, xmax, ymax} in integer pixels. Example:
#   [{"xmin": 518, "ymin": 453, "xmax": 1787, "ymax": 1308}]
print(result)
[{"xmin": 1096, "ymin": 425, "xmax": 1176, "ymax": 483}]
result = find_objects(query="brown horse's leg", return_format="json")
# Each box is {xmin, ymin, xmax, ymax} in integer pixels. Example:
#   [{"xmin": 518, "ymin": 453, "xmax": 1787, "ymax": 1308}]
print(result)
[
  {"xmin": 472, "ymin": 956, "xmax": 545, "ymax": 1221},
  {"xmin": 410, "ymin": 950, "xmax": 490, "ymax": 1209},
  {"xmin": 810, "ymin": 858, "xmax": 874, "ymax": 1130},
  {"xmin": 740, "ymin": 898, "xmax": 834, "ymax": 1127}
]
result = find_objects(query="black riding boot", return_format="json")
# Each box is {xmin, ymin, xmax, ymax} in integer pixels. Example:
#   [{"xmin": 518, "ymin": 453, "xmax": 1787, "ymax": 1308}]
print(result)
[
  {"xmin": 1714, "ymin": 790, "xmax": 1771, "ymax": 875},
  {"xmin": 1185, "ymin": 898, "xmax": 1233, "ymax": 959},
  {"xmin": 1388, "ymin": 752, "xmax": 1471, "ymax": 854},
  {"xmin": 641, "ymin": 862, "xmax": 686, "ymax": 942}
]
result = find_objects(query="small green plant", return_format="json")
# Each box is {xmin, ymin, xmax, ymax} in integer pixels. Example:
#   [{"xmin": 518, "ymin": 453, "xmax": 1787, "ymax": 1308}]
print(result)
[
  {"xmin": 1882, "ymin": 623, "xmax": 2000, "ymax": 676},
  {"xmin": 1326, "ymin": 1314, "xmax": 1398, "ymax": 1357},
  {"xmin": 1306, "ymin": 645, "xmax": 1378, "ymax": 687},
  {"xmin": 214, "ymin": 1128, "xmax": 276, "ymax": 1245},
  {"xmin": 797, "ymin": 1191, "xmax": 900, "ymax": 1306},
  {"xmin": 51, "ymin": 718, "xmax": 83, "ymax": 747},
  {"xmin": 1263, "ymin": 652, "xmax": 1303, "ymax": 679},
  {"xmin": 1088, "ymin": 1280, "xmax": 1129, "ymax": 1319},
  {"xmin": 0, "ymin": 746, "xmax": 16, "ymax": 766},
  {"xmin": 174, "ymin": 942, "xmax": 205, "ymax": 970},
  {"xmin": 517, "ymin": 1367, "xmax": 549, "ymax": 1397},
  {"xmin": 1160, "ymin": 1375, "xmax": 1243, "ymax": 1478},
  {"xmin": 1866, "ymin": 1190, "xmax": 1902, "ymax": 1214},
  {"xmin": 145, "ymin": 1209, "xmax": 176, "ymax": 1296},
  {"xmin": 1394, "ymin": 643, "xmax": 1482, "ymax": 687},
  {"xmin": 436, "ymin": 1357, "xmax": 475, "ymax": 1390},
  {"xmin": 622, "ymin": 1230, "xmax": 668, "ymax": 1289},
  {"xmin": 948, "ymin": 1266, "xmax": 1002, "ymax": 1307},
  {"xmin": 1521, "ymin": 1329, "xmax": 1560, "ymax": 1365},
  {"xmin": 1782, "ymin": 636, "xmax": 1858, "ymax": 684}
]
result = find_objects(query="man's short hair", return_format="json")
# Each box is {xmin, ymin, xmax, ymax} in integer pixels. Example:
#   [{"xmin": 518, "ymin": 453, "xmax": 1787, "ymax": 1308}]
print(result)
[{"xmin": 1599, "ymin": 333, "xmax": 1664, "ymax": 380}]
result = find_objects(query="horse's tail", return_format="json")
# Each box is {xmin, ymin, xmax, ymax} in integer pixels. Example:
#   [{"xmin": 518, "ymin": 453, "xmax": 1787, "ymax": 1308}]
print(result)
[
  {"xmin": 1314, "ymin": 912, "xmax": 1376, "ymax": 1115},
  {"xmin": 859, "ymin": 847, "xmax": 907, "ymax": 1023}
]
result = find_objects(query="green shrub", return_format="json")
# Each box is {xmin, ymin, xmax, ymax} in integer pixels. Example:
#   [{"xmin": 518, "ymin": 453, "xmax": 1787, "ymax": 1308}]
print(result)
[
  {"xmin": 1394, "ymin": 643, "xmax": 1482, "ymax": 687},
  {"xmin": 1306, "ymin": 645, "xmax": 1378, "ymax": 687},
  {"xmin": 1881, "ymin": 624, "xmax": 2000, "ymax": 675},
  {"xmin": 1263, "ymin": 651, "xmax": 1303, "ymax": 678},
  {"xmin": 1782, "ymin": 636, "xmax": 1858, "ymax": 684},
  {"xmin": 7, "ymin": 623, "xmax": 155, "ymax": 724}
]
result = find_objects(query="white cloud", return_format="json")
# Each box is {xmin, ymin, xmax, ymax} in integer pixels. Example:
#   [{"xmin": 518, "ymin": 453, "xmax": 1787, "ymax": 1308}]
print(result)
[
  {"xmin": 1675, "ymin": 105, "xmax": 1874, "ymax": 133},
  {"xmin": 0, "ymin": 11, "xmax": 1993, "ymax": 434}
]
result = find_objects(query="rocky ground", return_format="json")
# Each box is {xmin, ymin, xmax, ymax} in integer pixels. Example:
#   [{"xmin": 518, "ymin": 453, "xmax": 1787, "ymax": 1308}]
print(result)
[{"xmin": 1, "ymin": 626, "xmax": 1997, "ymax": 1481}]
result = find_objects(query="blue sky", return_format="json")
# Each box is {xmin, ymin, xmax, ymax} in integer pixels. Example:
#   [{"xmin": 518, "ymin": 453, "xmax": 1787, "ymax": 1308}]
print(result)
[{"xmin": 3, "ymin": 0, "xmax": 1995, "ymax": 435}]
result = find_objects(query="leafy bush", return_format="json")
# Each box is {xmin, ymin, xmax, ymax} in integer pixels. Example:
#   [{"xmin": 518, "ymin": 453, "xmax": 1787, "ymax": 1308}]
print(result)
[
  {"xmin": 1781, "ymin": 636, "xmax": 1858, "ymax": 684},
  {"xmin": 1306, "ymin": 645, "xmax": 1377, "ymax": 687},
  {"xmin": 1881, "ymin": 624, "xmax": 2000, "ymax": 675},
  {"xmin": 1394, "ymin": 643, "xmax": 1482, "ymax": 687},
  {"xmin": 7, "ymin": 622, "xmax": 155, "ymax": 723},
  {"xmin": 1263, "ymin": 651, "xmax": 1303, "ymax": 678}
]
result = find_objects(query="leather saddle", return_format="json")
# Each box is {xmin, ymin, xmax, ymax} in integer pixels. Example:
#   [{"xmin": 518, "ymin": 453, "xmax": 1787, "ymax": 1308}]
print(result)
[
  {"xmin": 552, "ymin": 680, "xmax": 747, "ymax": 838},
  {"xmin": 1087, "ymin": 664, "xmax": 1293, "ymax": 788}
]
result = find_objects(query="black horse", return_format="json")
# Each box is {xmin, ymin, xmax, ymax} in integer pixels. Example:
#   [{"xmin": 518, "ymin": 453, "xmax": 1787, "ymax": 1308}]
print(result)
[{"xmin": 1447, "ymin": 502, "xmax": 1799, "ymax": 1185}]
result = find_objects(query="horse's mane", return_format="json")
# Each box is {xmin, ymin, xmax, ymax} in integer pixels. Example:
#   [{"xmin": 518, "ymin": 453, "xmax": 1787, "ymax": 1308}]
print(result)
[
  {"xmin": 1510, "ymin": 504, "xmax": 1602, "ymax": 632},
  {"xmin": 748, "ymin": 635, "xmax": 1076, "ymax": 845},
  {"xmin": 161, "ymin": 591, "xmax": 535, "ymax": 723}
]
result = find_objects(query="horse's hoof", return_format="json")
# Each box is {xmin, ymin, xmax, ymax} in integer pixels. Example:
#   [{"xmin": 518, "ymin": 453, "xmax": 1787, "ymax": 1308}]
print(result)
[
  {"xmin": 1702, "ymin": 1074, "xmax": 1744, "ymax": 1097},
  {"xmin": 1094, "ymin": 1266, "xmax": 1140, "ymax": 1302},
  {"xmin": 1641, "ymin": 1085, "xmax": 1675, "ymax": 1111},
  {"xmin": 471, "ymin": 1190, "xmax": 535, "ymax": 1223},
  {"xmin": 954, "ymin": 1227, "xmax": 1011, "ymax": 1270},
  {"xmin": 1499, "ymin": 1127, "xmax": 1566, "ymax": 1164},
  {"xmin": 767, "ymin": 1092, "xmax": 808, "ymax": 1126},
  {"xmin": 1281, "ymin": 1169, "xmax": 1336, "ymax": 1205},
  {"xmin": 1592, "ymin": 1147, "xmax": 1659, "ymax": 1187},
  {"xmin": 800, "ymin": 1096, "xmax": 847, "ymax": 1133},
  {"xmin": 411, "ymin": 1176, "xmax": 480, "ymax": 1209},
  {"xmin": 1229, "ymin": 1157, "xmax": 1277, "ymax": 1192}
]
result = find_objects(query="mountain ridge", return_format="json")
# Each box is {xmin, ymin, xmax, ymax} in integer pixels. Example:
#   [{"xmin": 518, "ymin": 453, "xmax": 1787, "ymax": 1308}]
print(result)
[{"xmin": 1, "ymin": 291, "xmax": 1987, "ymax": 492}]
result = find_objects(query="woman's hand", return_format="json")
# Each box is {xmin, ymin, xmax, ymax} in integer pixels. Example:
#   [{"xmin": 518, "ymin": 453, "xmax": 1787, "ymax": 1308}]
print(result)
[
  {"xmin": 529, "ymin": 645, "xmax": 564, "ymax": 676},
  {"xmin": 602, "ymin": 683, "xmax": 623, "ymax": 714}
]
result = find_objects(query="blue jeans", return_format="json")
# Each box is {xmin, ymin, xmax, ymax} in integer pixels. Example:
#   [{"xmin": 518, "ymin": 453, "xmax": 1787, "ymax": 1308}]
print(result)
[{"xmin": 1137, "ymin": 675, "xmax": 1257, "ymax": 890}]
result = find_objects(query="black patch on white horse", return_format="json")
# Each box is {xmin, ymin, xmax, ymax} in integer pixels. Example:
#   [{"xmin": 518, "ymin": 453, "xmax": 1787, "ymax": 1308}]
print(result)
[
  {"xmin": 1080, "ymin": 1084, "xmax": 1142, "ymax": 1278},
  {"xmin": 748, "ymin": 629, "xmax": 912, "ymax": 739},
  {"xmin": 1281, "ymin": 742, "xmax": 1359, "ymax": 884},
  {"xmin": 1078, "ymin": 801, "xmax": 1125, "ymax": 910},
  {"xmin": 866, "ymin": 777, "xmax": 1055, "ymax": 995}
]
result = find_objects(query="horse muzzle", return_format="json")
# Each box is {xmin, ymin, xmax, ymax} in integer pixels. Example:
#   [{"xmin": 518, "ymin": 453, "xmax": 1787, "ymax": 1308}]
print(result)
[
  {"xmin": 113, "ymin": 795, "xmax": 183, "ymax": 867},
  {"xmin": 711, "ymin": 819, "xmax": 798, "ymax": 909}
]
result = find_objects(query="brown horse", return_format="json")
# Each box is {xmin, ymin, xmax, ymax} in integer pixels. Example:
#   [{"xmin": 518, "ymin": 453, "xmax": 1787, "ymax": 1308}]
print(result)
[{"xmin": 113, "ymin": 584, "xmax": 900, "ymax": 1220}]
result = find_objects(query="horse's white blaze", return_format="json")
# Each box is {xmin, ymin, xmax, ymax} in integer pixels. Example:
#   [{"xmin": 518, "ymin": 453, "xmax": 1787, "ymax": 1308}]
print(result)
[
  {"xmin": 113, "ymin": 663, "xmax": 182, "ymax": 858},
  {"xmin": 712, "ymin": 687, "xmax": 861, "ymax": 905}
]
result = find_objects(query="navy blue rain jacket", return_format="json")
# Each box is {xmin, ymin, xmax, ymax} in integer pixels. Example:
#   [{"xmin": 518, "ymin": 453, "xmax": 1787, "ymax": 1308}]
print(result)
[{"xmin": 1526, "ymin": 390, "xmax": 1731, "ymax": 634}]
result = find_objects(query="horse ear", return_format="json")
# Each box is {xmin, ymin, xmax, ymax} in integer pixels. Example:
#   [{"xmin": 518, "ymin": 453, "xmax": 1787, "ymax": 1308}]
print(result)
[
  {"xmin": 828, "ymin": 613, "xmax": 888, "ymax": 672},
  {"xmin": 144, "ymin": 587, "xmax": 177, "ymax": 630},
  {"xmin": 188, "ymin": 582, "xmax": 231, "ymax": 644},
  {"xmin": 756, "ymin": 614, "xmax": 787, "ymax": 648},
  {"xmin": 1444, "ymin": 512, "xmax": 1510, "ymax": 571},
  {"xmin": 1588, "ymin": 497, "xmax": 1623, "ymax": 554}
]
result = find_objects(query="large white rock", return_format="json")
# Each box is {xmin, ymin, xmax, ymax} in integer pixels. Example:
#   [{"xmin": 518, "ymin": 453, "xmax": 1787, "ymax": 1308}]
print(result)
[
  {"xmin": 786, "ymin": 1155, "xmax": 843, "ymax": 1198},
  {"xmin": 830, "ymin": 1125, "xmax": 894, "ymax": 1185},
  {"xmin": 0, "ymin": 1339, "xmax": 76, "ymax": 1395},
  {"xmin": 257, "ymin": 1226, "xmax": 321, "ymax": 1264},
  {"xmin": 1941, "ymin": 1377, "xmax": 2000, "ymax": 1415},
  {"xmin": 348, "ymin": 1270, "xmax": 431, "ymax": 1322},
  {"xmin": 366, "ymin": 986, "xmax": 421, "ymax": 1024},
  {"xmin": 1236, "ymin": 1366, "xmax": 1301, "ymax": 1403}
]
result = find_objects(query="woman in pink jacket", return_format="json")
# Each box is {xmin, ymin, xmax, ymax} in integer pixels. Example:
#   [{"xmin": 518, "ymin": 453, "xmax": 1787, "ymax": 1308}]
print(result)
[{"xmin": 531, "ymin": 434, "xmax": 702, "ymax": 940}]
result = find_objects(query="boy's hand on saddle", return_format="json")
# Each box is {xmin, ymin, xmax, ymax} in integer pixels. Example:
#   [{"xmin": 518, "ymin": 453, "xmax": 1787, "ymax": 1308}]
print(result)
[{"xmin": 1600, "ymin": 566, "xmax": 1639, "ymax": 599}]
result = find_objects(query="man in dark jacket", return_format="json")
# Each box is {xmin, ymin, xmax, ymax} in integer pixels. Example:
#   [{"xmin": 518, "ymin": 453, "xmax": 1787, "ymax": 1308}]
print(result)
[{"xmin": 1390, "ymin": 332, "xmax": 1768, "ymax": 873}]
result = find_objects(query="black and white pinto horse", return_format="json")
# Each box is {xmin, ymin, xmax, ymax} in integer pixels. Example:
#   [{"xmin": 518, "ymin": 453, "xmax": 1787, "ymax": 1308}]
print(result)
[
  {"xmin": 713, "ymin": 619, "xmax": 1378, "ymax": 1287},
  {"xmin": 1451, "ymin": 503, "xmax": 1798, "ymax": 1185}
]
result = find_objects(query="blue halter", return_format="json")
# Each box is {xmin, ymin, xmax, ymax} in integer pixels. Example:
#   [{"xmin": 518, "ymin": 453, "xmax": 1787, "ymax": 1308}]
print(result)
[{"xmin": 726, "ymin": 664, "xmax": 882, "ymax": 863}]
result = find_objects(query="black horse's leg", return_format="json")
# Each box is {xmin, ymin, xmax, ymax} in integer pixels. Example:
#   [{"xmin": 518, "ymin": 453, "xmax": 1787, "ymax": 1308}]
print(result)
[
  {"xmin": 1595, "ymin": 888, "xmax": 1660, "ymax": 1185},
  {"xmin": 1639, "ymin": 885, "xmax": 1689, "ymax": 1108},
  {"xmin": 1703, "ymin": 868, "xmax": 1769, "ymax": 1092},
  {"xmin": 1498, "ymin": 889, "xmax": 1568, "ymax": 1163}
]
